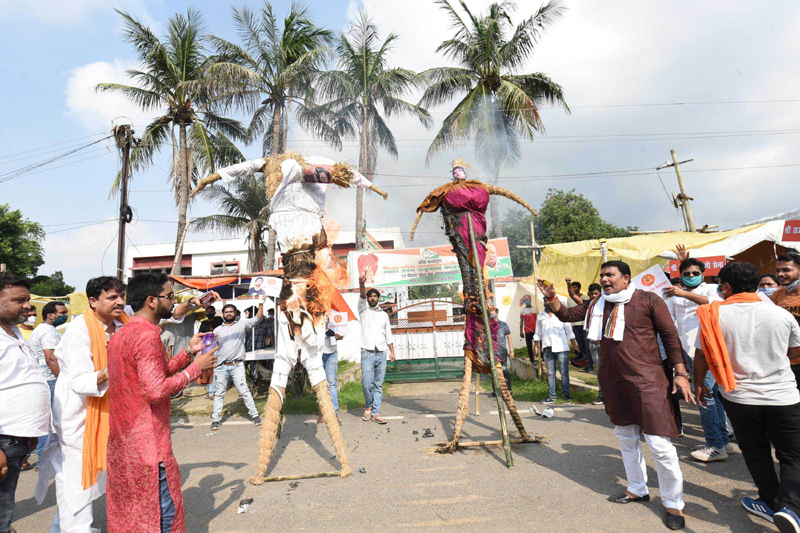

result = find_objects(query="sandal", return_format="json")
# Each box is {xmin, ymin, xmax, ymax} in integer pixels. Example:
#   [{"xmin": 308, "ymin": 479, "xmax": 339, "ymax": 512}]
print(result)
[
  {"xmin": 372, "ymin": 415, "xmax": 387, "ymax": 425},
  {"xmin": 362, "ymin": 409, "xmax": 372, "ymax": 421}
]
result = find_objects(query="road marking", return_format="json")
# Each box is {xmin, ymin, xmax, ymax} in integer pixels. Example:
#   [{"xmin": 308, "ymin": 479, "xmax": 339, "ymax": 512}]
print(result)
[
  {"xmin": 393, "ymin": 515, "xmax": 492, "ymax": 528},
  {"xmin": 398, "ymin": 494, "xmax": 486, "ymax": 506},
  {"xmin": 424, "ymin": 414, "xmax": 455, "ymax": 418}
]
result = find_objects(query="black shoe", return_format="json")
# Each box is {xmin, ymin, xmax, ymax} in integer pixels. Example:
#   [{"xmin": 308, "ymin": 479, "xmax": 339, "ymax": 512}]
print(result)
[
  {"xmin": 665, "ymin": 512, "xmax": 685, "ymax": 530},
  {"xmin": 211, "ymin": 421, "xmax": 221, "ymax": 431},
  {"xmin": 252, "ymin": 416, "xmax": 262, "ymax": 426},
  {"xmin": 607, "ymin": 491, "xmax": 650, "ymax": 504}
]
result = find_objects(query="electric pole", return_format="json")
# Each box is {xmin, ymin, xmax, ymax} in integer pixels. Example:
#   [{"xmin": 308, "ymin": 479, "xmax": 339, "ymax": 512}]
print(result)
[
  {"xmin": 657, "ymin": 150, "xmax": 696, "ymax": 232},
  {"xmin": 114, "ymin": 124, "xmax": 134, "ymax": 280}
]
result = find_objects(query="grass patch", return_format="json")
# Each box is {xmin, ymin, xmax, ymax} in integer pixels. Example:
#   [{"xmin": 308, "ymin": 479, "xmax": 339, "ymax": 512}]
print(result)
[
  {"xmin": 480, "ymin": 374, "xmax": 597, "ymax": 405},
  {"xmin": 574, "ymin": 374, "xmax": 599, "ymax": 386},
  {"xmin": 338, "ymin": 360, "xmax": 356, "ymax": 372}
]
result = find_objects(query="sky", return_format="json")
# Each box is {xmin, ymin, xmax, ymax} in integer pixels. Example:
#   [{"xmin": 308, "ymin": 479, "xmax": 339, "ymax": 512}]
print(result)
[{"xmin": 3, "ymin": 0, "xmax": 800, "ymax": 289}]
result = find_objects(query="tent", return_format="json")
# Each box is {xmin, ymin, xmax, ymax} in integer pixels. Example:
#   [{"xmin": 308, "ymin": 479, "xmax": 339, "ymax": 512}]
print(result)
[{"xmin": 535, "ymin": 221, "xmax": 796, "ymax": 296}]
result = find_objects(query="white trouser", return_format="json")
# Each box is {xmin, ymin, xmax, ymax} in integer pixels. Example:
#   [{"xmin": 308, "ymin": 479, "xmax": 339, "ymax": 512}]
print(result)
[
  {"xmin": 50, "ymin": 472, "xmax": 96, "ymax": 533},
  {"xmin": 613, "ymin": 424, "xmax": 685, "ymax": 510},
  {"xmin": 270, "ymin": 316, "xmax": 326, "ymax": 396}
]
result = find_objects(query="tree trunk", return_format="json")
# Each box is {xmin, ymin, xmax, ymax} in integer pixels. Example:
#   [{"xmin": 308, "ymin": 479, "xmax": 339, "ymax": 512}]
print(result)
[
  {"xmin": 488, "ymin": 165, "xmax": 503, "ymax": 238},
  {"xmin": 355, "ymin": 107, "xmax": 370, "ymax": 251},
  {"xmin": 264, "ymin": 103, "xmax": 283, "ymax": 268},
  {"xmin": 251, "ymin": 225, "xmax": 263, "ymax": 272},
  {"xmin": 264, "ymin": 229, "xmax": 277, "ymax": 270},
  {"xmin": 171, "ymin": 124, "xmax": 190, "ymax": 276}
]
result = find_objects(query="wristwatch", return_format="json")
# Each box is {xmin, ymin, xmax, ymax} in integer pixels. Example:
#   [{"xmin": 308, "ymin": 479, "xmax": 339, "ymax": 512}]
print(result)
[
  {"xmin": 184, "ymin": 346, "xmax": 197, "ymax": 357},
  {"xmin": 674, "ymin": 371, "xmax": 688, "ymax": 379}
]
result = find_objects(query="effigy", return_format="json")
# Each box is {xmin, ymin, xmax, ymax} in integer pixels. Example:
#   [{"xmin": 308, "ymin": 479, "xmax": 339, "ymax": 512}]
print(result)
[
  {"xmin": 192, "ymin": 153, "xmax": 388, "ymax": 482},
  {"xmin": 410, "ymin": 159, "xmax": 539, "ymax": 463}
]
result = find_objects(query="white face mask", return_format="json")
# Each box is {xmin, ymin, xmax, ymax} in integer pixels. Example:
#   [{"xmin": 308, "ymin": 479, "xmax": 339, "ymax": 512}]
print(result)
[
  {"xmin": 24, "ymin": 316, "xmax": 37, "ymax": 326},
  {"xmin": 784, "ymin": 278, "xmax": 800, "ymax": 293},
  {"xmin": 758, "ymin": 287, "xmax": 779, "ymax": 297}
]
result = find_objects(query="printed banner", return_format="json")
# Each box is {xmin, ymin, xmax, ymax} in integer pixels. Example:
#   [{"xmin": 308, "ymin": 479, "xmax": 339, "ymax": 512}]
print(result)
[
  {"xmin": 633, "ymin": 264, "xmax": 672, "ymax": 298},
  {"xmin": 328, "ymin": 310, "xmax": 348, "ymax": 335},
  {"xmin": 664, "ymin": 255, "xmax": 726, "ymax": 277},
  {"xmin": 247, "ymin": 275, "xmax": 282, "ymax": 298},
  {"xmin": 783, "ymin": 220, "xmax": 800, "ymax": 242},
  {"xmin": 348, "ymin": 238, "xmax": 513, "ymax": 288}
]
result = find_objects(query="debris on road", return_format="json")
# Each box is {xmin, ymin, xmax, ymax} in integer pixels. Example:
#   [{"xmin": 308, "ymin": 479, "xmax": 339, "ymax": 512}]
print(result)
[{"xmin": 237, "ymin": 498, "xmax": 253, "ymax": 514}]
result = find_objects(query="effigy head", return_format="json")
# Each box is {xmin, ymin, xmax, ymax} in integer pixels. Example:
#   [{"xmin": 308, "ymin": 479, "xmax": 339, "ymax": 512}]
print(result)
[{"xmin": 451, "ymin": 158, "xmax": 469, "ymax": 181}]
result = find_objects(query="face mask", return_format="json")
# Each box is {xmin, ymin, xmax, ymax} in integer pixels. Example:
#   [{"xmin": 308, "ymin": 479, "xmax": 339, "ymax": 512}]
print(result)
[
  {"xmin": 24, "ymin": 316, "xmax": 37, "ymax": 326},
  {"xmin": 53, "ymin": 315, "xmax": 68, "ymax": 327},
  {"xmin": 543, "ymin": 304, "xmax": 552, "ymax": 313},
  {"xmin": 757, "ymin": 287, "xmax": 778, "ymax": 297},
  {"xmin": 784, "ymin": 278, "xmax": 800, "ymax": 293},
  {"xmin": 681, "ymin": 275, "xmax": 702, "ymax": 288}
]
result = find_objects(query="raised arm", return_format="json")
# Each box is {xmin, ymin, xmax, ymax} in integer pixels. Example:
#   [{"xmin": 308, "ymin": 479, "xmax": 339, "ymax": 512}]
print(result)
[
  {"xmin": 537, "ymin": 279, "xmax": 591, "ymax": 323},
  {"xmin": 410, "ymin": 211, "xmax": 424, "ymax": 241},
  {"xmin": 486, "ymin": 185, "xmax": 537, "ymax": 216}
]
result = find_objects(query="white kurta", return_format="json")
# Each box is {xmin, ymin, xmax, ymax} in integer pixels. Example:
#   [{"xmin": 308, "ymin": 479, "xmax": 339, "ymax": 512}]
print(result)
[
  {"xmin": 271, "ymin": 311, "xmax": 326, "ymax": 393},
  {"xmin": 35, "ymin": 314, "xmax": 121, "ymax": 519}
]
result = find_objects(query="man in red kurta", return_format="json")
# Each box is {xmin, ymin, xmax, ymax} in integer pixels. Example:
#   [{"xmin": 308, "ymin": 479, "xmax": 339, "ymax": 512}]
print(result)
[{"xmin": 106, "ymin": 273, "xmax": 217, "ymax": 532}]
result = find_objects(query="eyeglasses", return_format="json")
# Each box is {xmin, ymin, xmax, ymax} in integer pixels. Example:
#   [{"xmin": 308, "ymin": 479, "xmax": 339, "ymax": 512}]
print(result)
[
  {"xmin": 155, "ymin": 292, "xmax": 175, "ymax": 301},
  {"xmin": 682, "ymin": 271, "xmax": 702, "ymax": 277}
]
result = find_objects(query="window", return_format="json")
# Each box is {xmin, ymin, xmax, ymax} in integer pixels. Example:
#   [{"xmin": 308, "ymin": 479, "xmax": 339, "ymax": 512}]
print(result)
[{"xmin": 210, "ymin": 261, "xmax": 240, "ymax": 275}]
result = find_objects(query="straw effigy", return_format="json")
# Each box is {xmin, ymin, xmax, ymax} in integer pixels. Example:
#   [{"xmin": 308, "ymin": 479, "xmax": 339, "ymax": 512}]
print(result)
[
  {"xmin": 313, "ymin": 381, "xmax": 352, "ymax": 477},
  {"xmin": 250, "ymin": 386, "xmax": 285, "ymax": 485}
]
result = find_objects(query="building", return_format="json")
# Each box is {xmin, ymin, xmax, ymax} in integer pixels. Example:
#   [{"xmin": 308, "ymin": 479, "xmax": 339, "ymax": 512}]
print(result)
[{"xmin": 125, "ymin": 227, "xmax": 405, "ymax": 280}]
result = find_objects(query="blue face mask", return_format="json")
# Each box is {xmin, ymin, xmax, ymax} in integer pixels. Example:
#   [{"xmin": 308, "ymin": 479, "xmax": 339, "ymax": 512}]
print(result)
[
  {"xmin": 758, "ymin": 287, "xmax": 778, "ymax": 297},
  {"xmin": 681, "ymin": 274, "xmax": 703, "ymax": 288},
  {"xmin": 53, "ymin": 315, "xmax": 68, "ymax": 327}
]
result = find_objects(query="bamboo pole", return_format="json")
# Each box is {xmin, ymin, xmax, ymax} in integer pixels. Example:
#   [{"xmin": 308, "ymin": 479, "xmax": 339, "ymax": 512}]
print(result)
[
  {"xmin": 446, "ymin": 438, "xmax": 537, "ymax": 448},
  {"xmin": 263, "ymin": 471, "xmax": 341, "ymax": 482},
  {"xmin": 475, "ymin": 373, "xmax": 480, "ymax": 416},
  {"xmin": 529, "ymin": 220, "xmax": 543, "ymax": 380},
  {"xmin": 466, "ymin": 213, "xmax": 513, "ymax": 468}
]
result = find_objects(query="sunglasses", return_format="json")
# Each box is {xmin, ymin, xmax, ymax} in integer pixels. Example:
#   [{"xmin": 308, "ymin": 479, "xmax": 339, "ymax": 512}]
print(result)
[
  {"xmin": 155, "ymin": 292, "xmax": 175, "ymax": 300},
  {"xmin": 681, "ymin": 271, "xmax": 702, "ymax": 277}
]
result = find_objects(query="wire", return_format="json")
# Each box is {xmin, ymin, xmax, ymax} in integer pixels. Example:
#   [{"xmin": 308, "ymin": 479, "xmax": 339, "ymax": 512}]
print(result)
[
  {"xmin": 0, "ymin": 131, "xmax": 109, "ymax": 161},
  {"xmin": 0, "ymin": 137, "xmax": 113, "ymax": 184},
  {"xmin": 100, "ymin": 229, "xmax": 120, "ymax": 275},
  {"xmin": 45, "ymin": 220, "xmax": 115, "ymax": 235},
  {"xmin": 0, "ymin": 151, "xmax": 114, "ymax": 185}
]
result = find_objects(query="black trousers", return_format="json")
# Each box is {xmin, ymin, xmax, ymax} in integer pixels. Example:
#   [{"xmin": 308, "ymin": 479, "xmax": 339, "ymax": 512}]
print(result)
[
  {"xmin": 721, "ymin": 397, "xmax": 800, "ymax": 513},
  {"xmin": 525, "ymin": 332, "xmax": 536, "ymax": 364},
  {"xmin": 662, "ymin": 360, "xmax": 682, "ymax": 433},
  {"xmin": 792, "ymin": 364, "xmax": 800, "ymax": 392},
  {"xmin": 571, "ymin": 325, "xmax": 586, "ymax": 357}
]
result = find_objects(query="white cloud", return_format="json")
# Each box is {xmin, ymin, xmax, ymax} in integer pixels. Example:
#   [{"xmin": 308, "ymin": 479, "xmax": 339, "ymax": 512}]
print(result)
[
  {"xmin": 0, "ymin": 0, "xmax": 158, "ymax": 27},
  {"xmin": 64, "ymin": 59, "xmax": 161, "ymax": 133}
]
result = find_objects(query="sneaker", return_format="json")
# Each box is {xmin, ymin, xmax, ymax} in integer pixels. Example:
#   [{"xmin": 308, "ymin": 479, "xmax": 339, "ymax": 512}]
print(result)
[
  {"xmin": 690, "ymin": 446, "xmax": 728, "ymax": 462},
  {"xmin": 542, "ymin": 397, "xmax": 556, "ymax": 405},
  {"xmin": 774, "ymin": 507, "xmax": 800, "ymax": 533},
  {"xmin": 210, "ymin": 421, "xmax": 221, "ymax": 431},
  {"xmin": 725, "ymin": 443, "xmax": 735, "ymax": 453},
  {"xmin": 591, "ymin": 398, "xmax": 604, "ymax": 405},
  {"xmin": 316, "ymin": 415, "xmax": 324, "ymax": 423},
  {"xmin": 561, "ymin": 399, "xmax": 574, "ymax": 406},
  {"xmin": 252, "ymin": 416, "xmax": 262, "ymax": 426},
  {"xmin": 742, "ymin": 497, "xmax": 775, "ymax": 523}
]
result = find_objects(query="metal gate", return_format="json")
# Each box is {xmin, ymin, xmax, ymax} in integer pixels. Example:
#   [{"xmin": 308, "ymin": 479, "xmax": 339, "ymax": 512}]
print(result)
[{"xmin": 385, "ymin": 299, "xmax": 466, "ymax": 382}]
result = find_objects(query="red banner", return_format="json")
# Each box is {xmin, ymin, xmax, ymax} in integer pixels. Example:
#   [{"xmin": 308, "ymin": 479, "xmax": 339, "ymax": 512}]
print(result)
[
  {"xmin": 665, "ymin": 255, "xmax": 726, "ymax": 277},
  {"xmin": 783, "ymin": 220, "xmax": 800, "ymax": 242}
]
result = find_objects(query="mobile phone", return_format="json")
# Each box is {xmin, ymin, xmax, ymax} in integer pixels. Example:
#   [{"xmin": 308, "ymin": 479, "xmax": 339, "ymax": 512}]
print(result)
[{"xmin": 199, "ymin": 291, "xmax": 215, "ymax": 306}]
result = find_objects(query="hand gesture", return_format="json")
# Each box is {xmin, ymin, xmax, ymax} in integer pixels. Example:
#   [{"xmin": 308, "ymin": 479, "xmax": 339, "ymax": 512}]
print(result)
[
  {"xmin": 694, "ymin": 382, "xmax": 710, "ymax": 407},
  {"xmin": 189, "ymin": 332, "xmax": 212, "ymax": 353},
  {"xmin": 673, "ymin": 376, "xmax": 696, "ymax": 404},
  {"xmin": 674, "ymin": 244, "xmax": 689, "ymax": 262},
  {"xmin": 663, "ymin": 286, "xmax": 684, "ymax": 298},
  {"xmin": 565, "ymin": 277, "xmax": 572, "ymax": 285},
  {"xmin": 195, "ymin": 346, "xmax": 218, "ymax": 372},
  {"xmin": 334, "ymin": 334, "xmax": 343, "ymax": 341},
  {"xmin": 359, "ymin": 271, "xmax": 367, "ymax": 286},
  {"xmin": 0, "ymin": 449, "xmax": 7, "ymax": 482},
  {"xmin": 536, "ymin": 278, "xmax": 556, "ymax": 300}
]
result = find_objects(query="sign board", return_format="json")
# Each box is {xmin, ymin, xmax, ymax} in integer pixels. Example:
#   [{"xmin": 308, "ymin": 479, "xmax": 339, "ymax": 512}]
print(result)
[
  {"xmin": 633, "ymin": 264, "xmax": 672, "ymax": 298},
  {"xmin": 328, "ymin": 310, "xmax": 348, "ymax": 335},
  {"xmin": 247, "ymin": 275, "xmax": 282, "ymax": 298},
  {"xmin": 348, "ymin": 238, "xmax": 513, "ymax": 288},
  {"xmin": 783, "ymin": 220, "xmax": 800, "ymax": 242},
  {"xmin": 664, "ymin": 255, "xmax": 726, "ymax": 277}
]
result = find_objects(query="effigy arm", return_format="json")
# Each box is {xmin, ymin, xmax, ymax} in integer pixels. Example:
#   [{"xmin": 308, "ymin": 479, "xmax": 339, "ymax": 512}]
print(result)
[
  {"xmin": 486, "ymin": 184, "xmax": 538, "ymax": 216},
  {"xmin": 369, "ymin": 183, "xmax": 389, "ymax": 200},
  {"xmin": 190, "ymin": 173, "xmax": 221, "ymax": 198},
  {"xmin": 409, "ymin": 211, "xmax": 424, "ymax": 241}
]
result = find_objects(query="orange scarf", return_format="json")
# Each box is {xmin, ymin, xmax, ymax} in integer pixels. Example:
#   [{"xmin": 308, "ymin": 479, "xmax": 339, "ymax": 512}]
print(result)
[
  {"xmin": 695, "ymin": 292, "xmax": 762, "ymax": 392},
  {"xmin": 81, "ymin": 307, "xmax": 128, "ymax": 490}
]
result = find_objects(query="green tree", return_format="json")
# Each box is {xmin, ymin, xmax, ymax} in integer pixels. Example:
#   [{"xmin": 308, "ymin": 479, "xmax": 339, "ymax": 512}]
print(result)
[
  {"xmin": 419, "ymin": 0, "xmax": 569, "ymax": 237},
  {"xmin": 98, "ymin": 9, "xmax": 247, "ymax": 275},
  {"xmin": 211, "ymin": 2, "xmax": 335, "ymax": 269},
  {"xmin": 30, "ymin": 271, "xmax": 76, "ymax": 296},
  {"xmin": 0, "ymin": 204, "xmax": 44, "ymax": 277},
  {"xmin": 536, "ymin": 188, "xmax": 630, "ymax": 245},
  {"xmin": 309, "ymin": 11, "xmax": 432, "ymax": 250},
  {"xmin": 191, "ymin": 176, "xmax": 271, "ymax": 272},
  {"xmin": 408, "ymin": 283, "xmax": 461, "ymax": 301},
  {"xmin": 501, "ymin": 207, "xmax": 539, "ymax": 277}
]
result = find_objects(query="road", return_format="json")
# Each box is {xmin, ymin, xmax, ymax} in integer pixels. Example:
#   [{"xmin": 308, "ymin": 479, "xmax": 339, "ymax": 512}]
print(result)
[{"xmin": 12, "ymin": 381, "xmax": 775, "ymax": 532}]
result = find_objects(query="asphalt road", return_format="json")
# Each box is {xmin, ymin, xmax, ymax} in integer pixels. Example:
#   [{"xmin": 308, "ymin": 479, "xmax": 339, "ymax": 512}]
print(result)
[{"xmin": 11, "ymin": 381, "xmax": 776, "ymax": 532}]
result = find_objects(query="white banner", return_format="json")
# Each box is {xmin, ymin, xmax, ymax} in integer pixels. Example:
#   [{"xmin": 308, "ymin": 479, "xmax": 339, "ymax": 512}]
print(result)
[
  {"xmin": 328, "ymin": 310, "xmax": 349, "ymax": 334},
  {"xmin": 631, "ymin": 265, "xmax": 671, "ymax": 298},
  {"xmin": 247, "ymin": 276, "xmax": 283, "ymax": 298}
]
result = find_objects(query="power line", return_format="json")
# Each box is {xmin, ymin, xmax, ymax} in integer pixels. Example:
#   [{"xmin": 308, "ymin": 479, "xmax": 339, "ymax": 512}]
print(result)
[
  {"xmin": 0, "ymin": 131, "xmax": 109, "ymax": 161},
  {"xmin": 44, "ymin": 220, "xmax": 115, "ymax": 235},
  {"xmin": 0, "ymin": 150, "xmax": 114, "ymax": 185}
]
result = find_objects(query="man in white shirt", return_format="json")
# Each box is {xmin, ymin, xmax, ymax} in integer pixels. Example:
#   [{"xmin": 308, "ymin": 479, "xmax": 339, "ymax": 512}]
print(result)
[
  {"xmin": 664, "ymin": 256, "xmax": 729, "ymax": 463},
  {"xmin": 534, "ymin": 302, "xmax": 579, "ymax": 404},
  {"xmin": 319, "ymin": 319, "xmax": 346, "ymax": 424},
  {"xmin": 358, "ymin": 272, "xmax": 395, "ymax": 424},
  {"xmin": 0, "ymin": 273, "xmax": 51, "ymax": 533},
  {"xmin": 693, "ymin": 261, "xmax": 800, "ymax": 530},
  {"xmin": 29, "ymin": 301, "xmax": 68, "ymax": 468},
  {"xmin": 210, "ymin": 303, "xmax": 263, "ymax": 431}
]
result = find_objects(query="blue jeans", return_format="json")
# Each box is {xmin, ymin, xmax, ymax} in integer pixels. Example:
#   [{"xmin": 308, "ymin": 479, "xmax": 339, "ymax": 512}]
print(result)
[
  {"xmin": 34, "ymin": 379, "xmax": 56, "ymax": 467},
  {"xmin": 543, "ymin": 347, "xmax": 570, "ymax": 399},
  {"xmin": 0, "ymin": 436, "xmax": 30, "ymax": 533},
  {"xmin": 322, "ymin": 352, "xmax": 339, "ymax": 411},
  {"xmin": 208, "ymin": 370, "xmax": 216, "ymax": 396},
  {"xmin": 159, "ymin": 463, "xmax": 175, "ymax": 533},
  {"xmin": 686, "ymin": 356, "xmax": 730, "ymax": 448},
  {"xmin": 211, "ymin": 363, "xmax": 259, "ymax": 423},
  {"xmin": 361, "ymin": 349, "xmax": 387, "ymax": 415}
]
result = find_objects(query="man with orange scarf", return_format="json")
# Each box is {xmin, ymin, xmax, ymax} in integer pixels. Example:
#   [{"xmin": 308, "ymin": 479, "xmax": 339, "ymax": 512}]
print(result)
[{"xmin": 694, "ymin": 261, "xmax": 800, "ymax": 531}]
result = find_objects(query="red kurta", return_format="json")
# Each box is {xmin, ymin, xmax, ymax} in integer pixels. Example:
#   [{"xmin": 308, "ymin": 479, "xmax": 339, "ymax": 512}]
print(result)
[{"xmin": 106, "ymin": 317, "xmax": 201, "ymax": 533}]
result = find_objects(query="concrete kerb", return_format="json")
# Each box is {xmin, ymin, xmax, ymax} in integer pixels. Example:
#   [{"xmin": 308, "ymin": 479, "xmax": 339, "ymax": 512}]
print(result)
[{"xmin": 337, "ymin": 364, "xmax": 361, "ymax": 391}]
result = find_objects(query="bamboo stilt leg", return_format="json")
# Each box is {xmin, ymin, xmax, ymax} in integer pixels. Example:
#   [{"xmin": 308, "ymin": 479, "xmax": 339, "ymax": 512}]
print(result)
[
  {"xmin": 498, "ymin": 373, "xmax": 534, "ymax": 442},
  {"xmin": 250, "ymin": 386, "xmax": 285, "ymax": 485},
  {"xmin": 438, "ymin": 357, "xmax": 473, "ymax": 453},
  {"xmin": 312, "ymin": 381, "xmax": 352, "ymax": 477}
]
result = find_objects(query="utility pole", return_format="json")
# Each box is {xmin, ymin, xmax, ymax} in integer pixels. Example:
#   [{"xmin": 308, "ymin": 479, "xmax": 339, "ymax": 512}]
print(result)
[
  {"xmin": 114, "ymin": 124, "xmax": 133, "ymax": 280},
  {"xmin": 657, "ymin": 150, "xmax": 696, "ymax": 232}
]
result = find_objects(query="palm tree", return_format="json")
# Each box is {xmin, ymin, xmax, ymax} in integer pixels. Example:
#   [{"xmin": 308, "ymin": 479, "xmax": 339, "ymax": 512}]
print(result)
[
  {"xmin": 97, "ymin": 9, "xmax": 248, "ymax": 275},
  {"xmin": 310, "ymin": 11, "xmax": 432, "ymax": 250},
  {"xmin": 192, "ymin": 176, "xmax": 270, "ymax": 272},
  {"xmin": 210, "ymin": 2, "xmax": 336, "ymax": 268},
  {"xmin": 420, "ymin": 0, "xmax": 570, "ymax": 237}
]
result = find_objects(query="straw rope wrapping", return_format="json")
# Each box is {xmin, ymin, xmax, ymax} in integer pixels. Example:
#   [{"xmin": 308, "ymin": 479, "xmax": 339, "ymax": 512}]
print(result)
[
  {"xmin": 313, "ymin": 381, "xmax": 353, "ymax": 477},
  {"xmin": 485, "ymin": 184, "xmax": 538, "ymax": 216},
  {"xmin": 250, "ymin": 386, "xmax": 285, "ymax": 485},
  {"xmin": 497, "ymin": 370, "xmax": 535, "ymax": 442},
  {"xmin": 438, "ymin": 357, "xmax": 473, "ymax": 453}
]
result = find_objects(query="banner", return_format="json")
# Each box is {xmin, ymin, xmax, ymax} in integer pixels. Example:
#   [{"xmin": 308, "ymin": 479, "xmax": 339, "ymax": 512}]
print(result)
[
  {"xmin": 348, "ymin": 238, "xmax": 513, "ymax": 288},
  {"xmin": 783, "ymin": 220, "xmax": 800, "ymax": 242},
  {"xmin": 328, "ymin": 310, "xmax": 348, "ymax": 335},
  {"xmin": 632, "ymin": 264, "xmax": 671, "ymax": 298},
  {"xmin": 664, "ymin": 255, "xmax": 726, "ymax": 277},
  {"xmin": 247, "ymin": 275, "xmax": 282, "ymax": 298}
]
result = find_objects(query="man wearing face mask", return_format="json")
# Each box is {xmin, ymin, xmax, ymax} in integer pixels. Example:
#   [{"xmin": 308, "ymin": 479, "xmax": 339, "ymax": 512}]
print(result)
[
  {"xmin": 28, "ymin": 301, "xmax": 68, "ymax": 469},
  {"xmin": 772, "ymin": 253, "xmax": 800, "ymax": 389},
  {"xmin": 759, "ymin": 273, "xmax": 780, "ymax": 297},
  {"xmin": 664, "ymin": 257, "xmax": 729, "ymax": 463},
  {"xmin": 19, "ymin": 307, "xmax": 38, "ymax": 342}
]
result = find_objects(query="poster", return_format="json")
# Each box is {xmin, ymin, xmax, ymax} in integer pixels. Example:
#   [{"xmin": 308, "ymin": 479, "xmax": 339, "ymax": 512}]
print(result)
[
  {"xmin": 328, "ymin": 310, "xmax": 348, "ymax": 334},
  {"xmin": 664, "ymin": 255, "xmax": 726, "ymax": 277},
  {"xmin": 783, "ymin": 220, "xmax": 800, "ymax": 242},
  {"xmin": 632, "ymin": 264, "xmax": 671, "ymax": 298},
  {"xmin": 247, "ymin": 275, "xmax": 282, "ymax": 298},
  {"xmin": 348, "ymin": 238, "xmax": 513, "ymax": 288}
]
